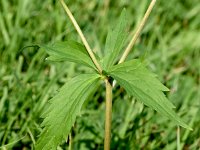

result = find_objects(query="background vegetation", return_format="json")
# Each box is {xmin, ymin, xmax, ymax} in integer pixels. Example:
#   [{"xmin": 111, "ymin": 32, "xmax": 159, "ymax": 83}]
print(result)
[{"xmin": 0, "ymin": 0, "xmax": 199, "ymax": 149}]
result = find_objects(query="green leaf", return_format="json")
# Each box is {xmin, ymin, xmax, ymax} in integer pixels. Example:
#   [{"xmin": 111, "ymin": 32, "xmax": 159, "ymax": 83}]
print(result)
[
  {"xmin": 102, "ymin": 9, "xmax": 128, "ymax": 70},
  {"xmin": 106, "ymin": 59, "xmax": 192, "ymax": 130},
  {"xmin": 40, "ymin": 41, "xmax": 96, "ymax": 70},
  {"xmin": 36, "ymin": 73, "xmax": 100, "ymax": 150}
]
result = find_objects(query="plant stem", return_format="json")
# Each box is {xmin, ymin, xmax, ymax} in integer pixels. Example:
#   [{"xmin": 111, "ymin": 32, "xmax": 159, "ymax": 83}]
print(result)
[
  {"xmin": 103, "ymin": 0, "xmax": 110, "ymax": 15},
  {"xmin": 177, "ymin": 126, "xmax": 181, "ymax": 150},
  {"xmin": 119, "ymin": 0, "xmax": 156, "ymax": 64},
  {"xmin": 104, "ymin": 78, "xmax": 112, "ymax": 150},
  {"xmin": 60, "ymin": 0, "xmax": 102, "ymax": 74},
  {"xmin": 68, "ymin": 133, "xmax": 72, "ymax": 150}
]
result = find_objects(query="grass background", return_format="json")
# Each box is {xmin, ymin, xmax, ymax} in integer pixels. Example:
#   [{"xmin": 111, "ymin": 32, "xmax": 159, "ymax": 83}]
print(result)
[{"xmin": 0, "ymin": 0, "xmax": 200, "ymax": 149}]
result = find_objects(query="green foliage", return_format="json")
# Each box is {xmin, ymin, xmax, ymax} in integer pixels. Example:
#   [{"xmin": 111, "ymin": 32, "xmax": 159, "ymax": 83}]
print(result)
[
  {"xmin": 36, "ymin": 7, "xmax": 191, "ymax": 149},
  {"xmin": 36, "ymin": 73, "xmax": 100, "ymax": 149},
  {"xmin": 101, "ymin": 9, "xmax": 128, "ymax": 70},
  {"xmin": 106, "ymin": 59, "xmax": 192, "ymax": 130},
  {"xmin": 1, "ymin": 0, "xmax": 199, "ymax": 149},
  {"xmin": 40, "ymin": 41, "xmax": 96, "ymax": 70}
]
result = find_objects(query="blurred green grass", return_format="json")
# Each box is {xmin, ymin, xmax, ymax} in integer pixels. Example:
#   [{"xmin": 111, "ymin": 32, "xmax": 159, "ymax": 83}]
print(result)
[{"xmin": 0, "ymin": 0, "xmax": 199, "ymax": 149}]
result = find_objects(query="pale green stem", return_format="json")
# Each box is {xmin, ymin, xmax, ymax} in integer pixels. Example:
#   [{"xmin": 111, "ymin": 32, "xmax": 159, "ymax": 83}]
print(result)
[
  {"xmin": 177, "ymin": 126, "xmax": 181, "ymax": 150},
  {"xmin": 68, "ymin": 133, "xmax": 72, "ymax": 150},
  {"xmin": 119, "ymin": 0, "xmax": 156, "ymax": 64},
  {"xmin": 60, "ymin": 0, "xmax": 102, "ymax": 74},
  {"xmin": 104, "ymin": 0, "xmax": 110, "ymax": 15},
  {"xmin": 104, "ymin": 78, "xmax": 112, "ymax": 150}
]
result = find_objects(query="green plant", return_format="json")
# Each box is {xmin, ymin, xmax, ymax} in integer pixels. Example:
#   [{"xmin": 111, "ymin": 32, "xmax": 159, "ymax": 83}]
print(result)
[{"xmin": 35, "ymin": 0, "xmax": 192, "ymax": 149}]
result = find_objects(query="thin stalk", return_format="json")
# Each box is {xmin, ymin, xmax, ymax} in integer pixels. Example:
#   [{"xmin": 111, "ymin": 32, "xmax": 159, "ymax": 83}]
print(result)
[
  {"xmin": 118, "ymin": 0, "xmax": 156, "ymax": 64},
  {"xmin": 104, "ymin": 78, "xmax": 112, "ymax": 150},
  {"xmin": 103, "ymin": 0, "xmax": 110, "ymax": 15},
  {"xmin": 68, "ymin": 133, "xmax": 72, "ymax": 150},
  {"xmin": 177, "ymin": 126, "xmax": 181, "ymax": 150},
  {"xmin": 60, "ymin": 0, "xmax": 102, "ymax": 74}
]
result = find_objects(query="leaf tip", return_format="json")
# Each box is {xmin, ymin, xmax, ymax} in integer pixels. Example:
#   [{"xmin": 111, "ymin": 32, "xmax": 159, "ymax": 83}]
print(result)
[{"xmin": 187, "ymin": 126, "xmax": 193, "ymax": 131}]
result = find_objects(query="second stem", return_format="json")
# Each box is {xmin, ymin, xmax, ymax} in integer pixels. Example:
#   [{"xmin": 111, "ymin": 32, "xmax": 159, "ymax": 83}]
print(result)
[{"xmin": 104, "ymin": 78, "xmax": 112, "ymax": 150}]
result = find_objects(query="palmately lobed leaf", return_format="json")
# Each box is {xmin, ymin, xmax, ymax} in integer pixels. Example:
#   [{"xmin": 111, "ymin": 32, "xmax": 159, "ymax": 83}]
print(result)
[
  {"xmin": 36, "ymin": 73, "xmax": 100, "ymax": 150},
  {"xmin": 40, "ymin": 41, "xmax": 96, "ymax": 70},
  {"xmin": 106, "ymin": 59, "xmax": 192, "ymax": 130},
  {"xmin": 102, "ymin": 9, "xmax": 128, "ymax": 70}
]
